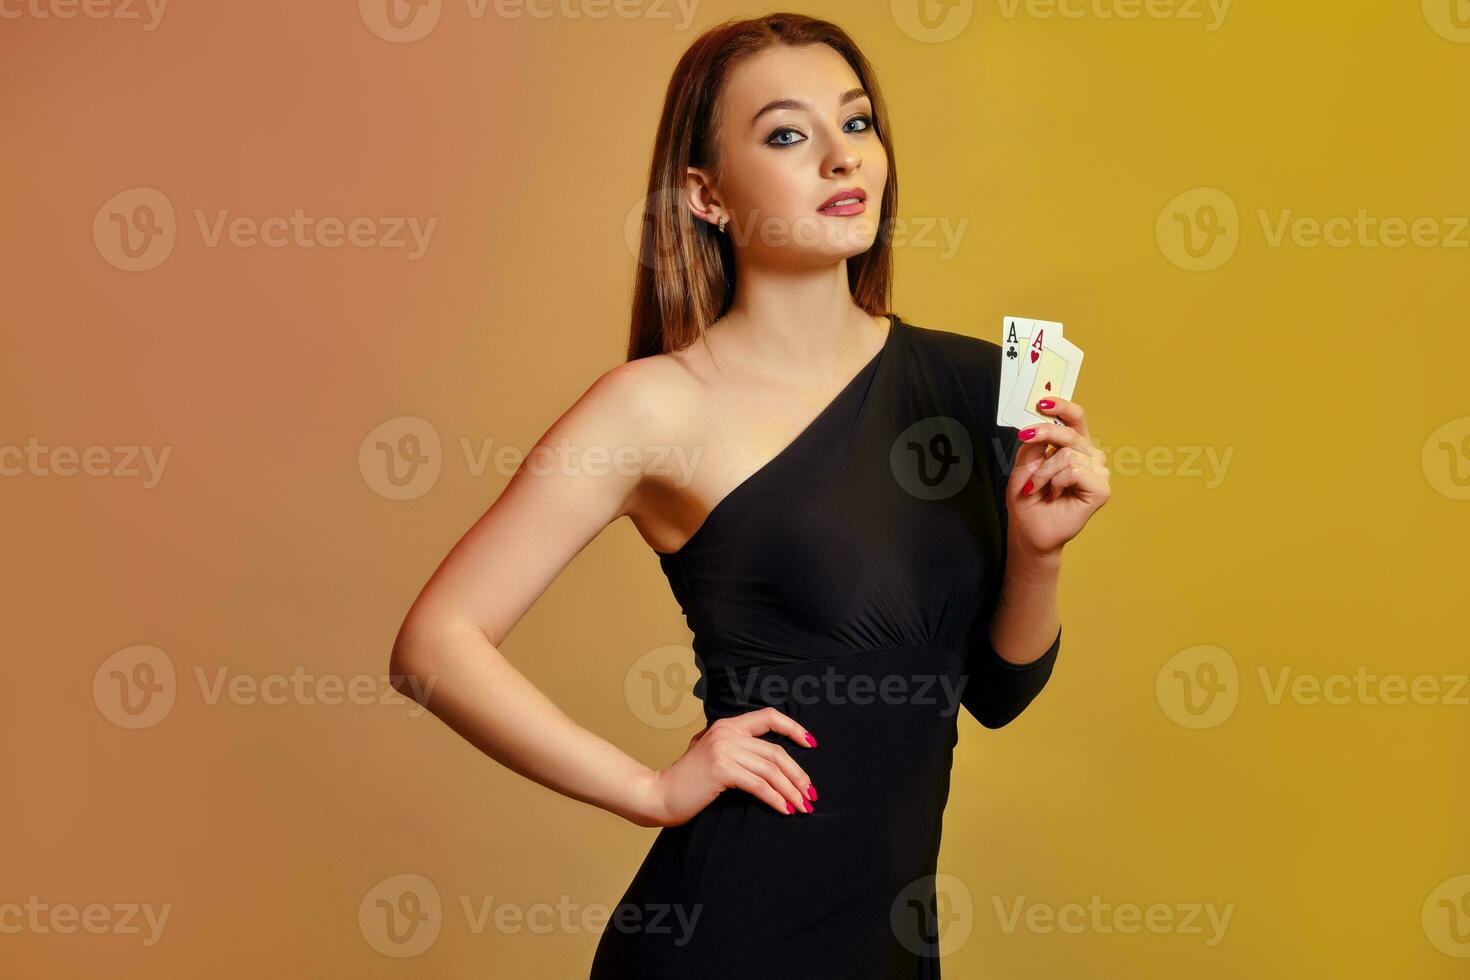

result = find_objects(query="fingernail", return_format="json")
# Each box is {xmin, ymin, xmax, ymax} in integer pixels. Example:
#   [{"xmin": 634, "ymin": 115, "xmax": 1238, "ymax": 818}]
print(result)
[
  {"xmin": 1037, "ymin": 399, "xmax": 1054, "ymax": 410},
  {"xmin": 807, "ymin": 784, "xmax": 818, "ymax": 801},
  {"xmin": 1022, "ymin": 479, "xmax": 1034, "ymax": 496},
  {"xmin": 803, "ymin": 799, "xmax": 814, "ymax": 813},
  {"xmin": 786, "ymin": 801, "xmax": 795, "ymax": 814},
  {"xmin": 1018, "ymin": 427, "xmax": 1035, "ymax": 441},
  {"xmin": 803, "ymin": 732, "xmax": 817, "ymax": 747}
]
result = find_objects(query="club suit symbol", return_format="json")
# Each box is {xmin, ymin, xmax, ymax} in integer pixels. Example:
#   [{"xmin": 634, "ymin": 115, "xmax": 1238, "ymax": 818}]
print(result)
[
  {"xmin": 1156, "ymin": 645, "xmax": 1238, "ymax": 728},
  {"xmin": 93, "ymin": 188, "xmax": 176, "ymax": 272},
  {"xmin": 1156, "ymin": 187, "xmax": 1239, "ymax": 272}
]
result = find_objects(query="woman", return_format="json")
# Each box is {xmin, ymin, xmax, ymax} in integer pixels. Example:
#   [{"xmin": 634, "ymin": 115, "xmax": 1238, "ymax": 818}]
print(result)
[{"xmin": 389, "ymin": 12, "xmax": 1110, "ymax": 978}]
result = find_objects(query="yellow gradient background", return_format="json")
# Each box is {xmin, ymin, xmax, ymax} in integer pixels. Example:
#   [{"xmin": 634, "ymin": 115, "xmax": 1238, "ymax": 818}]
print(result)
[{"xmin": 3, "ymin": 2, "xmax": 1466, "ymax": 976}]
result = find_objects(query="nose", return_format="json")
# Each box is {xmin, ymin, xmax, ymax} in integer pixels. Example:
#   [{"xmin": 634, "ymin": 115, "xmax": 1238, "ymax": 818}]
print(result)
[{"xmin": 821, "ymin": 126, "xmax": 862, "ymax": 177}]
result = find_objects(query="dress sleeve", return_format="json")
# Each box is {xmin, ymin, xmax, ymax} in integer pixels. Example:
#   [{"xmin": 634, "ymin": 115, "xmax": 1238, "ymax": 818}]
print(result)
[{"xmin": 959, "ymin": 368, "xmax": 1062, "ymax": 730}]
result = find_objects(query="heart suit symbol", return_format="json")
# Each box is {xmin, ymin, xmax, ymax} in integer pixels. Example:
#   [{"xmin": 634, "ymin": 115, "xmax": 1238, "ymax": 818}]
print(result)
[{"xmin": 1030, "ymin": 350, "xmax": 1039, "ymax": 363}]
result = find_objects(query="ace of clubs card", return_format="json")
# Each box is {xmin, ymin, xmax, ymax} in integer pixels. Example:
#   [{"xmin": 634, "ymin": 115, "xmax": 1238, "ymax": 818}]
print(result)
[{"xmin": 998, "ymin": 317, "xmax": 1064, "ymax": 426}]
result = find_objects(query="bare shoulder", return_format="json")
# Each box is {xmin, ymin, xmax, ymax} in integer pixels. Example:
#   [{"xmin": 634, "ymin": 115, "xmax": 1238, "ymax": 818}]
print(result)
[
  {"xmin": 574, "ymin": 346, "xmax": 703, "ymax": 444},
  {"xmin": 532, "ymin": 346, "xmax": 704, "ymax": 511}
]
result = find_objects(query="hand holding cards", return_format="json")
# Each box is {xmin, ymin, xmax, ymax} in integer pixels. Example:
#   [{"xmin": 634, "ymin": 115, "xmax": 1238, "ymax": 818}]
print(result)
[
  {"xmin": 989, "ymin": 315, "xmax": 1111, "ymax": 556},
  {"xmin": 998, "ymin": 316, "xmax": 1084, "ymax": 430}
]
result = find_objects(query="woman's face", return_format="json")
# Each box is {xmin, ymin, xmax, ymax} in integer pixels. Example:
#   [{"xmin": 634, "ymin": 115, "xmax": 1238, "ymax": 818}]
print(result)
[{"xmin": 690, "ymin": 43, "xmax": 887, "ymax": 265}]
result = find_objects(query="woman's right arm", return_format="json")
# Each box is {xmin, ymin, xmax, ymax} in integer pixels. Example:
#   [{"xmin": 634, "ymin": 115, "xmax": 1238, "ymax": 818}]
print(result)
[
  {"xmin": 388, "ymin": 359, "xmax": 668, "ymax": 826},
  {"xmin": 387, "ymin": 358, "xmax": 817, "ymax": 828}
]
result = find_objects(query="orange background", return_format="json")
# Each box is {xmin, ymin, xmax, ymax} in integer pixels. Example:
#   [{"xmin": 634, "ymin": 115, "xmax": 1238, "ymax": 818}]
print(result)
[{"xmin": 3, "ymin": 2, "xmax": 1467, "ymax": 976}]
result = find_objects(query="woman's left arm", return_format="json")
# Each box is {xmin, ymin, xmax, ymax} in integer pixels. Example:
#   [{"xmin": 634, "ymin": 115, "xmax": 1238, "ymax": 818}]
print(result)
[{"xmin": 990, "ymin": 394, "xmax": 1111, "ymax": 667}]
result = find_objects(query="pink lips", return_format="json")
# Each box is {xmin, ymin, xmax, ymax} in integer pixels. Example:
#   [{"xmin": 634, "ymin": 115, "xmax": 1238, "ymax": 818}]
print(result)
[{"xmin": 817, "ymin": 187, "xmax": 867, "ymax": 215}]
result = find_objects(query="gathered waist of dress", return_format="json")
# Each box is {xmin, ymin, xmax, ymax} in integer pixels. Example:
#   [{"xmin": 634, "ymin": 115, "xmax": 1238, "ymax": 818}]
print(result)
[{"xmin": 695, "ymin": 641, "xmax": 970, "ymax": 723}]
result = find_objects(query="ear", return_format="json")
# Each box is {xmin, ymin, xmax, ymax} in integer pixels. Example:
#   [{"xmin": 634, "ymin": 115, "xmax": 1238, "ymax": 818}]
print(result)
[{"xmin": 684, "ymin": 166, "xmax": 721, "ymax": 228}]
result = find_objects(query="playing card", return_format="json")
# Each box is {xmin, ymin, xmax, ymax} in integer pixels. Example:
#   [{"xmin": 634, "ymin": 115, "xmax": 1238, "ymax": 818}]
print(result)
[
  {"xmin": 998, "ymin": 316, "xmax": 1063, "ymax": 426},
  {"xmin": 1001, "ymin": 327, "xmax": 1083, "ymax": 430}
]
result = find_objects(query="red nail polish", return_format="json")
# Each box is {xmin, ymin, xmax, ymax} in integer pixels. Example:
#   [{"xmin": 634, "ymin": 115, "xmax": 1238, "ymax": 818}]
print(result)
[
  {"xmin": 1037, "ymin": 399, "xmax": 1053, "ymax": 410},
  {"xmin": 807, "ymin": 784, "xmax": 818, "ymax": 801},
  {"xmin": 786, "ymin": 801, "xmax": 795, "ymax": 813},
  {"xmin": 1018, "ymin": 427, "xmax": 1035, "ymax": 441},
  {"xmin": 803, "ymin": 732, "xmax": 817, "ymax": 747},
  {"xmin": 803, "ymin": 799, "xmax": 813, "ymax": 813},
  {"xmin": 1022, "ymin": 479, "xmax": 1034, "ymax": 496}
]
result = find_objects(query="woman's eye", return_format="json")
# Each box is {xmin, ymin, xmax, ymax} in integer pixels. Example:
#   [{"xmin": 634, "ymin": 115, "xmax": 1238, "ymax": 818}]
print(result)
[{"xmin": 766, "ymin": 115, "xmax": 875, "ymax": 148}]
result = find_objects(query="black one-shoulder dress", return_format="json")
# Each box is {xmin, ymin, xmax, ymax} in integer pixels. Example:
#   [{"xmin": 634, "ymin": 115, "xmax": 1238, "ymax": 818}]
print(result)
[{"xmin": 589, "ymin": 313, "xmax": 1062, "ymax": 979}]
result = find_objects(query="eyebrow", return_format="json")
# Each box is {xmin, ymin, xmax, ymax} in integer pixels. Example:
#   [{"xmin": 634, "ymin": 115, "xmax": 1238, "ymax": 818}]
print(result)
[{"xmin": 751, "ymin": 87, "xmax": 870, "ymax": 128}]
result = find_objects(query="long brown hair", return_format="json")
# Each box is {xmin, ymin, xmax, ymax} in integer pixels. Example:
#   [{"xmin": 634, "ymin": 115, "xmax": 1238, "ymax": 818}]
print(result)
[{"xmin": 625, "ymin": 12, "xmax": 898, "ymax": 362}]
